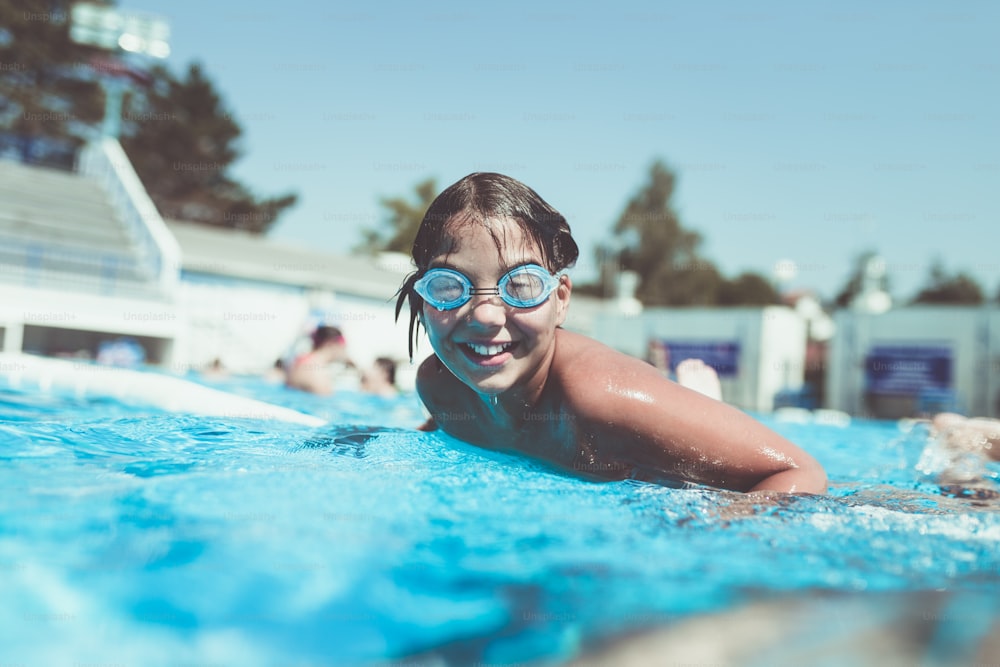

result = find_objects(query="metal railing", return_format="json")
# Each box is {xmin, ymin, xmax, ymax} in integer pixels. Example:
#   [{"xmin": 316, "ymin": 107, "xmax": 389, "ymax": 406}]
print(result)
[
  {"xmin": 77, "ymin": 138, "xmax": 180, "ymax": 298},
  {"xmin": 0, "ymin": 232, "xmax": 160, "ymax": 298}
]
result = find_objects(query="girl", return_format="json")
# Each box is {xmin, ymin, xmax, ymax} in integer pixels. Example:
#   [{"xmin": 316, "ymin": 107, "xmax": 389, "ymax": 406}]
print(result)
[{"xmin": 396, "ymin": 173, "xmax": 826, "ymax": 494}]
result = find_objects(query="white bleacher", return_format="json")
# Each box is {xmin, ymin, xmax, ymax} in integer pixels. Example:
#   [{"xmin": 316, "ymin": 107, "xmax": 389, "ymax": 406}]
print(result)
[{"xmin": 0, "ymin": 159, "xmax": 157, "ymax": 297}]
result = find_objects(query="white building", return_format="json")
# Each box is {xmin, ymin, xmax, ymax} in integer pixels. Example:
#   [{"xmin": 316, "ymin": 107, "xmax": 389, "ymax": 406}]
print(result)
[
  {"xmin": 827, "ymin": 306, "xmax": 1000, "ymax": 419},
  {"xmin": 165, "ymin": 220, "xmax": 416, "ymax": 374},
  {"xmin": 0, "ymin": 139, "xmax": 418, "ymax": 382},
  {"xmin": 590, "ymin": 305, "xmax": 808, "ymax": 413}
]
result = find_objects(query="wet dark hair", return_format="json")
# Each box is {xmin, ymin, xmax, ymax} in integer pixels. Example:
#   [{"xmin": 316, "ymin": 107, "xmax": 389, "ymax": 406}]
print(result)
[
  {"xmin": 311, "ymin": 325, "xmax": 344, "ymax": 349},
  {"xmin": 374, "ymin": 356, "xmax": 397, "ymax": 385},
  {"xmin": 395, "ymin": 172, "xmax": 579, "ymax": 360}
]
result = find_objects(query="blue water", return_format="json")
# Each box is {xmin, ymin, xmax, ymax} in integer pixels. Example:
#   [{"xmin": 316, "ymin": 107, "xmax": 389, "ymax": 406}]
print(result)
[{"xmin": 1, "ymin": 375, "xmax": 999, "ymax": 666}]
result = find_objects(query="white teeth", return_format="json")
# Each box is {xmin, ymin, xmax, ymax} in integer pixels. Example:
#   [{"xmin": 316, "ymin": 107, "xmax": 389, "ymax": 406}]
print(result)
[{"xmin": 467, "ymin": 342, "xmax": 512, "ymax": 356}]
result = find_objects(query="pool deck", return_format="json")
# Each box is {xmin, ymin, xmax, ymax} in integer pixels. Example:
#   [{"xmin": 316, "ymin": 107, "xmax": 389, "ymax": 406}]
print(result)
[{"xmin": 567, "ymin": 590, "xmax": 999, "ymax": 667}]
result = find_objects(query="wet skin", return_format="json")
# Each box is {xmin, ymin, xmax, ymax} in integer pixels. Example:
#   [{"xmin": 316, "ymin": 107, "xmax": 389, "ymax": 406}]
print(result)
[{"xmin": 415, "ymin": 220, "xmax": 827, "ymax": 494}]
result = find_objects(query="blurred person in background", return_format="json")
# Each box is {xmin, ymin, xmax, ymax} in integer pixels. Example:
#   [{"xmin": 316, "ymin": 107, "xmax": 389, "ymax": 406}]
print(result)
[
  {"xmin": 932, "ymin": 413, "xmax": 1000, "ymax": 460},
  {"xmin": 360, "ymin": 357, "xmax": 399, "ymax": 398},
  {"xmin": 926, "ymin": 412, "xmax": 1000, "ymax": 500},
  {"xmin": 285, "ymin": 325, "xmax": 354, "ymax": 395},
  {"xmin": 263, "ymin": 358, "xmax": 286, "ymax": 384}
]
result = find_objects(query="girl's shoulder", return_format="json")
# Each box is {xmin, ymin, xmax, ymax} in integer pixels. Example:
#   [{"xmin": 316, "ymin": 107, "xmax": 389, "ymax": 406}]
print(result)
[
  {"xmin": 552, "ymin": 330, "xmax": 670, "ymax": 407},
  {"xmin": 553, "ymin": 330, "xmax": 653, "ymax": 375}
]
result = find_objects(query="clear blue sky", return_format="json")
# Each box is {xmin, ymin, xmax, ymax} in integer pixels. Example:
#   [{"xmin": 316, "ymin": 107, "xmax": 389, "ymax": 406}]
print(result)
[{"xmin": 123, "ymin": 0, "xmax": 998, "ymax": 302}]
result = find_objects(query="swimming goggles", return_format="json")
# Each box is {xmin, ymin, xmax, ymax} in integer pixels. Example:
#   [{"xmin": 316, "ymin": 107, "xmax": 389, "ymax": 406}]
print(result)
[{"xmin": 413, "ymin": 264, "xmax": 560, "ymax": 310}]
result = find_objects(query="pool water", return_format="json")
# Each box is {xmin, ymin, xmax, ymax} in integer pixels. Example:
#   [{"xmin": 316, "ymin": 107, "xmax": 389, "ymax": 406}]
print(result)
[{"xmin": 1, "ymin": 375, "xmax": 999, "ymax": 666}]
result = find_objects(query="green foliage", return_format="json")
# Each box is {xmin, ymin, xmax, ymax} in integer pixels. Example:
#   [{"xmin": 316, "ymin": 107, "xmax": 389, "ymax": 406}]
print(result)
[
  {"xmin": 0, "ymin": 0, "xmax": 295, "ymax": 232},
  {"xmin": 600, "ymin": 160, "xmax": 776, "ymax": 306},
  {"xmin": 911, "ymin": 261, "xmax": 984, "ymax": 305},
  {"xmin": 357, "ymin": 178, "xmax": 438, "ymax": 254},
  {"xmin": 119, "ymin": 63, "xmax": 296, "ymax": 232},
  {"xmin": 717, "ymin": 272, "xmax": 781, "ymax": 306},
  {"xmin": 612, "ymin": 161, "xmax": 709, "ymax": 305},
  {"xmin": 0, "ymin": 0, "xmax": 105, "ymax": 161}
]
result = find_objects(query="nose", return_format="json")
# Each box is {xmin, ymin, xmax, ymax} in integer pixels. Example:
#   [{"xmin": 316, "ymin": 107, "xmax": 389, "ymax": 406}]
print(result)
[{"xmin": 467, "ymin": 293, "xmax": 506, "ymax": 327}]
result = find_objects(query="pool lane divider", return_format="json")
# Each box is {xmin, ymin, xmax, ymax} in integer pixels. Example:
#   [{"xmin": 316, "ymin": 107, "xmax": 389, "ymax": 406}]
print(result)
[{"xmin": 0, "ymin": 353, "xmax": 327, "ymax": 427}]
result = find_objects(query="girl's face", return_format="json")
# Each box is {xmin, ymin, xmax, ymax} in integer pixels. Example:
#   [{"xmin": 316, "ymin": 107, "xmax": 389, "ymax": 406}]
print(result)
[{"xmin": 420, "ymin": 218, "xmax": 571, "ymax": 401}]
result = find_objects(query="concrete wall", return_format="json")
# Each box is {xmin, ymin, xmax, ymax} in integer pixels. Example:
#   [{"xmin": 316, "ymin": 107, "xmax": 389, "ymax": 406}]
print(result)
[
  {"xmin": 171, "ymin": 273, "xmax": 307, "ymax": 374},
  {"xmin": 591, "ymin": 306, "xmax": 807, "ymax": 412},
  {"xmin": 172, "ymin": 272, "xmax": 423, "ymax": 380},
  {"xmin": 0, "ymin": 283, "xmax": 180, "ymax": 363},
  {"xmin": 827, "ymin": 306, "xmax": 999, "ymax": 419},
  {"xmin": 0, "ymin": 274, "xmax": 426, "ymax": 390}
]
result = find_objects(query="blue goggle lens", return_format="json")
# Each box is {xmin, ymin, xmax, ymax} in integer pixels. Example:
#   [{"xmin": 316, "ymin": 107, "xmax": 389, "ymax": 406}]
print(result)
[{"xmin": 414, "ymin": 264, "xmax": 559, "ymax": 310}]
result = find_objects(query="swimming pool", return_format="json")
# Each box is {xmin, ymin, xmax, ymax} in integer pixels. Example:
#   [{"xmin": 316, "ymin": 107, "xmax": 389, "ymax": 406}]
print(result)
[{"xmin": 1, "ymin": 368, "xmax": 998, "ymax": 666}]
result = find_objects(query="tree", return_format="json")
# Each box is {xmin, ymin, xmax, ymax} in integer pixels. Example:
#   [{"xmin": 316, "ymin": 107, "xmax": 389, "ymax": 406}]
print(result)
[
  {"xmin": 576, "ymin": 160, "xmax": 782, "ymax": 306},
  {"xmin": 612, "ymin": 161, "xmax": 720, "ymax": 305},
  {"xmin": 0, "ymin": 0, "xmax": 106, "ymax": 167},
  {"xmin": 0, "ymin": 0, "xmax": 295, "ymax": 232},
  {"xmin": 120, "ymin": 63, "xmax": 296, "ymax": 232},
  {"xmin": 717, "ymin": 272, "xmax": 781, "ymax": 306},
  {"xmin": 911, "ymin": 261, "xmax": 984, "ymax": 305},
  {"xmin": 356, "ymin": 177, "xmax": 437, "ymax": 254}
]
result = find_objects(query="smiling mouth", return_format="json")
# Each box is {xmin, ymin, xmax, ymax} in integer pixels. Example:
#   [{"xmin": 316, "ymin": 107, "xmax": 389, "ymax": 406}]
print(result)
[{"xmin": 462, "ymin": 342, "xmax": 518, "ymax": 359}]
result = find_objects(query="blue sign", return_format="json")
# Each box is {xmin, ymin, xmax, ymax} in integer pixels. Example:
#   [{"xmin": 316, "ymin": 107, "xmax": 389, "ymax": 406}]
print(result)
[
  {"xmin": 661, "ymin": 340, "xmax": 741, "ymax": 378},
  {"xmin": 864, "ymin": 345, "xmax": 952, "ymax": 395}
]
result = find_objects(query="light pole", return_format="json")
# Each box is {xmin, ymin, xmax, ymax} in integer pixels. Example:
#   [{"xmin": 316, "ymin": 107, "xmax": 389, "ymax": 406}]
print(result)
[
  {"xmin": 601, "ymin": 229, "xmax": 642, "ymax": 315},
  {"xmin": 69, "ymin": 2, "xmax": 170, "ymax": 138},
  {"xmin": 852, "ymin": 254, "xmax": 892, "ymax": 314},
  {"xmin": 772, "ymin": 258, "xmax": 798, "ymax": 295},
  {"xmin": 602, "ymin": 229, "xmax": 640, "ymax": 299}
]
